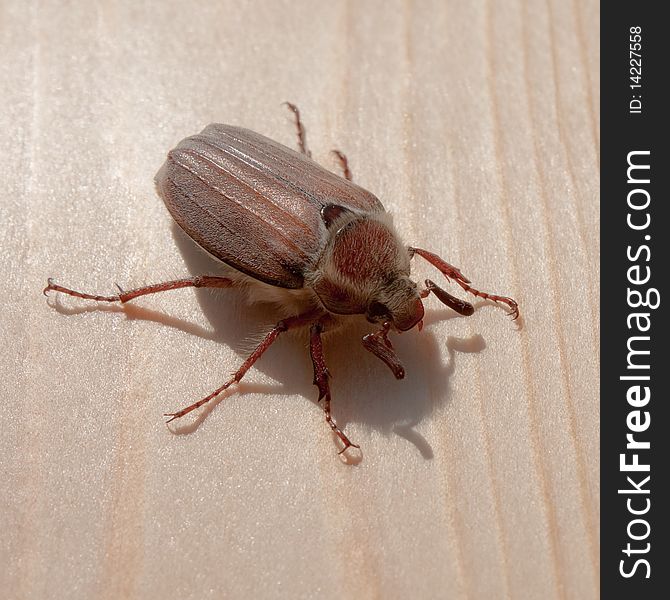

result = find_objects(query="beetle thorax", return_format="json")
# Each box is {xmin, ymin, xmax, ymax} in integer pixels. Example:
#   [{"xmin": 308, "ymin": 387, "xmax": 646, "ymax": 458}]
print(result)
[{"xmin": 306, "ymin": 212, "xmax": 419, "ymax": 327}]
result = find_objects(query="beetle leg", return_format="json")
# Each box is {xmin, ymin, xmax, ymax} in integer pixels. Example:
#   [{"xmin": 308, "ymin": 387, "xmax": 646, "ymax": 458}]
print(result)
[
  {"xmin": 330, "ymin": 149, "xmax": 353, "ymax": 181},
  {"xmin": 283, "ymin": 101, "xmax": 311, "ymax": 157},
  {"xmin": 409, "ymin": 247, "xmax": 519, "ymax": 319},
  {"xmin": 421, "ymin": 279, "xmax": 474, "ymax": 316},
  {"xmin": 43, "ymin": 275, "xmax": 234, "ymax": 304},
  {"xmin": 165, "ymin": 310, "xmax": 323, "ymax": 422},
  {"xmin": 309, "ymin": 320, "xmax": 359, "ymax": 454},
  {"xmin": 362, "ymin": 322, "xmax": 406, "ymax": 380}
]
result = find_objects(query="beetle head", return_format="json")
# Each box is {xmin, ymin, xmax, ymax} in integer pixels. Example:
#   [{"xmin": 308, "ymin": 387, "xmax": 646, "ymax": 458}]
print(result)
[
  {"xmin": 311, "ymin": 210, "xmax": 424, "ymax": 331},
  {"xmin": 365, "ymin": 276, "xmax": 424, "ymax": 331}
]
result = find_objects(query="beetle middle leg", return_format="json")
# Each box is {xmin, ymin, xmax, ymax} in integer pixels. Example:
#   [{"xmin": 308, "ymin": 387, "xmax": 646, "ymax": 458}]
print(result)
[
  {"xmin": 309, "ymin": 319, "xmax": 359, "ymax": 454},
  {"xmin": 165, "ymin": 309, "xmax": 323, "ymax": 422},
  {"xmin": 283, "ymin": 101, "xmax": 311, "ymax": 157},
  {"xmin": 409, "ymin": 247, "xmax": 519, "ymax": 319}
]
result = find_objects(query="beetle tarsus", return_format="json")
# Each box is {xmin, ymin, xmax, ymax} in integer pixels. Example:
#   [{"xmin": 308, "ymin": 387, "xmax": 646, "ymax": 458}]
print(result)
[
  {"xmin": 43, "ymin": 279, "xmax": 119, "ymax": 302},
  {"xmin": 331, "ymin": 149, "xmax": 353, "ymax": 181},
  {"xmin": 458, "ymin": 285, "xmax": 519, "ymax": 320},
  {"xmin": 283, "ymin": 101, "xmax": 311, "ymax": 157},
  {"xmin": 163, "ymin": 378, "xmax": 236, "ymax": 423}
]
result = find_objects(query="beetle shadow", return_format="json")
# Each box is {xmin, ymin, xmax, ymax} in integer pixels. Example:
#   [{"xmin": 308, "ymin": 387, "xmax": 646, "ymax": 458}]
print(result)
[
  {"xmin": 46, "ymin": 223, "xmax": 490, "ymax": 460},
  {"xmin": 319, "ymin": 319, "xmax": 486, "ymax": 460},
  {"xmin": 166, "ymin": 224, "xmax": 488, "ymax": 459}
]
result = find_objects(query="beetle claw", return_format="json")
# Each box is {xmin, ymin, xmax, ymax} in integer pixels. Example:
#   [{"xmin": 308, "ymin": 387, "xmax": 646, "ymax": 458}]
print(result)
[
  {"xmin": 337, "ymin": 440, "xmax": 360, "ymax": 455},
  {"xmin": 43, "ymin": 278, "xmax": 55, "ymax": 296},
  {"xmin": 507, "ymin": 301, "xmax": 520, "ymax": 320}
]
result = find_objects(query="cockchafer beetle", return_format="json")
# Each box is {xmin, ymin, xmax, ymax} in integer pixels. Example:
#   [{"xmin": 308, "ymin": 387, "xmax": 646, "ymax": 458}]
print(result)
[{"xmin": 45, "ymin": 103, "xmax": 518, "ymax": 456}]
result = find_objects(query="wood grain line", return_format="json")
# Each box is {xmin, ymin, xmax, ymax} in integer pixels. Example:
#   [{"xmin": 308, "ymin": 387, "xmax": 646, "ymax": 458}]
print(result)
[
  {"xmin": 545, "ymin": 0, "xmax": 600, "ymax": 351},
  {"xmin": 482, "ymin": 3, "xmax": 565, "ymax": 598},
  {"xmin": 520, "ymin": 1, "xmax": 599, "ymax": 594}
]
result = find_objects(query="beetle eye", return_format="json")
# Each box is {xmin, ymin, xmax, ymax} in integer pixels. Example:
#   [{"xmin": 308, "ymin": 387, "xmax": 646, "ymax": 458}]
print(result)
[{"xmin": 367, "ymin": 301, "xmax": 390, "ymax": 322}]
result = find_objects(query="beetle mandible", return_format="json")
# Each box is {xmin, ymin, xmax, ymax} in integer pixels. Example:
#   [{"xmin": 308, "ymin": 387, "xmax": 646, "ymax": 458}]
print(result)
[{"xmin": 45, "ymin": 103, "xmax": 519, "ymax": 456}]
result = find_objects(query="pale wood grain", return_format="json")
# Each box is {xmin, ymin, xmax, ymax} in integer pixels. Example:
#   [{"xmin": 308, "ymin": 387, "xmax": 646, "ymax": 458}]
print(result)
[{"xmin": 1, "ymin": 1, "xmax": 599, "ymax": 599}]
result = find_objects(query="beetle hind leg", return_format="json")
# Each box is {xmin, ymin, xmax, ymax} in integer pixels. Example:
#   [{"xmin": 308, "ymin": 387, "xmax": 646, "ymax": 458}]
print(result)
[
  {"xmin": 282, "ymin": 102, "xmax": 354, "ymax": 182},
  {"xmin": 330, "ymin": 149, "xmax": 353, "ymax": 181},
  {"xmin": 309, "ymin": 320, "xmax": 359, "ymax": 454},
  {"xmin": 283, "ymin": 101, "xmax": 311, "ymax": 157}
]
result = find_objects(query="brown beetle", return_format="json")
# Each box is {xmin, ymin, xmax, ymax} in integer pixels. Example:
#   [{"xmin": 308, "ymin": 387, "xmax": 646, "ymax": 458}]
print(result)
[{"xmin": 45, "ymin": 104, "xmax": 518, "ymax": 455}]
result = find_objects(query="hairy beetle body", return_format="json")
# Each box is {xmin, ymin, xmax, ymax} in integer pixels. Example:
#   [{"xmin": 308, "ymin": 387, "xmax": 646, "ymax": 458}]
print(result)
[
  {"xmin": 45, "ymin": 105, "xmax": 519, "ymax": 458},
  {"xmin": 155, "ymin": 123, "xmax": 423, "ymax": 330}
]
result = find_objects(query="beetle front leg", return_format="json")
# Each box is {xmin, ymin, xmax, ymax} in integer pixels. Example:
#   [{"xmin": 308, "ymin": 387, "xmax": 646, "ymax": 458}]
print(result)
[
  {"xmin": 362, "ymin": 322, "xmax": 406, "ymax": 380},
  {"xmin": 309, "ymin": 320, "xmax": 359, "ymax": 454},
  {"xmin": 409, "ymin": 247, "xmax": 519, "ymax": 319},
  {"xmin": 165, "ymin": 309, "xmax": 323, "ymax": 422},
  {"xmin": 44, "ymin": 275, "xmax": 234, "ymax": 304}
]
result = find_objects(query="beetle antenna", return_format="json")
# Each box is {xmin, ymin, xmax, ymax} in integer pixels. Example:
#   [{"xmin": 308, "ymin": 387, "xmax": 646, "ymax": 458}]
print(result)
[{"xmin": 421, "ymin": 279, "xmax": 474, "ymax": 316}]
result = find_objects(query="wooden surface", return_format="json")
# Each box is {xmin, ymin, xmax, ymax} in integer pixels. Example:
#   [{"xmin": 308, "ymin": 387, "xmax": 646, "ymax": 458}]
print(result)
[{"xmin": 1, "ymin": 1, "xmax": 599, "ymax": 599}]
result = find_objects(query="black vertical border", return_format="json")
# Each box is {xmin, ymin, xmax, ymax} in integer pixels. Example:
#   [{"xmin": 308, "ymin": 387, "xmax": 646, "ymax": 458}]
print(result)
[{"xmin": 601, "ymin": 4, "xmax": 668, "ymax": 598}]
